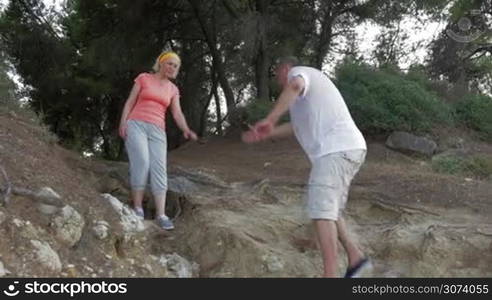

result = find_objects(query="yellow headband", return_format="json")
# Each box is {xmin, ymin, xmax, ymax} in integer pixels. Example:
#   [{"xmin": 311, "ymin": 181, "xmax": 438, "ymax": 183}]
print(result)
[{"xmin": 158, "ymin": 51, "xmax": 180, "ymax": 63}]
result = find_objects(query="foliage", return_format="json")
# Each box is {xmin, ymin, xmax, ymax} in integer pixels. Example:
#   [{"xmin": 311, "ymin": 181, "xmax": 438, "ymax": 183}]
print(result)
[
  {"xmin": 335, "ymin": 59, "xmax": 454, "ymax": 134},
  {"xmin": 455, "ymin": 94, "xmax": 492, "ymax": 141},
  {"xmin": 432, "ymin": 154, "xmax": 492, "ymax": 179}
]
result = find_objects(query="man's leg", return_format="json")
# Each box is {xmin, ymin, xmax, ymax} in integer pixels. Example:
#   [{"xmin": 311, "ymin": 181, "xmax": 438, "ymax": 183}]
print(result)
[
  {"xmin": 314, "ymin": 219, "xmax": 338, "ymax": 277},
  {"xmin": 336, "ymin": 217, "xmax": 365, "ymax": 268}
]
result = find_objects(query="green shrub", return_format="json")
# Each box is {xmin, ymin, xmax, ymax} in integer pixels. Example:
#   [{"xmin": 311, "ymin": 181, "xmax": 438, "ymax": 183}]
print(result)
[
  {"xmin": 432, "ymin": 154, "xmax": 492, "ymax": 180},
  {"xmin": 455, "ymin": 94, "xmax": 492, "ymax": 141},
  {"xmin": 236, "ymin": 99, "xmax": 289, "ymax": 129},
  {"xmin": 335, "ymin": 60, "xmax": 455, "ymax": 135},
  {"xmin": 462, "ymin": 156, "xmax": 492, "ymax": 179},
  {"xmin": 432, "ymin": 155, "xmax": 464, "ymax": 175}
]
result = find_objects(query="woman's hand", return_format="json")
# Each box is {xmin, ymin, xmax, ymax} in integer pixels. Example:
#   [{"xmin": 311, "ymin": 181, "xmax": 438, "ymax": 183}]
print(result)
[
  {"xmin": 119, "ymin": 122, "xmax": 127, "ymax": 139},
  {"xmin": 183, "ymin": 129, "xmax": 198, "ymax": 141}
]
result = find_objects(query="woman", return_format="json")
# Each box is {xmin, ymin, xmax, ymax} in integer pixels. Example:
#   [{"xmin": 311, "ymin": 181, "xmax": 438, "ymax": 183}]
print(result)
[{"xmin": 119, "ymin": 51, "xmax": 197, "ymax": 230}]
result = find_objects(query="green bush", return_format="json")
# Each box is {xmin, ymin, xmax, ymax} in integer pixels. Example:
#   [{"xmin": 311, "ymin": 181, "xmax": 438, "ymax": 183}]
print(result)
[
  {"xmin": 432, "ymin": 154, "xmax": 492, "ymax": 180},
  {"xmin": 335, "ymin": 60, "xmax": 455, "ymax": 135},
  {"xmin": 431, "ymin": 155, "xmax": 465, "ymax": 175},
  {"xmin": 455, "ymin": 94, "xmax": 492, "ymax": 141},
  {"xmin": 236, "ymin": 99, "xmax": 289, "ymax": 129}
]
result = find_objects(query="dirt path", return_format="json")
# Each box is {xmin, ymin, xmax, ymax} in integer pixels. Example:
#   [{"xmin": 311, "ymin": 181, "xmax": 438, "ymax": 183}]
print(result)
[{"xmin": 167, "ymin": 135, "xmax": 492, "ymax": 277}]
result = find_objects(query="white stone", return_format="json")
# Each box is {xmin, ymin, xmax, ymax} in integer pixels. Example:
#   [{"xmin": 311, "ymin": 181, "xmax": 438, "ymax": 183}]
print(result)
[
  {"xmin": 101, "ymin": 194, "xmax": 144, "ymax": 233},
  {"xmin": 92, "ymin": 221, "xmax": 110, "ymax": 240},
  {"xmin": 262, "ymin": 253, "xmax": 285, "ymax": 273},
  {"xmin": 50, "ymin": 205, "xmax": 85, "ymax": 247},
  {"xmin": 30, "ymin": 240, "xmax": 62, "ymax": 273},
  {"xmin": 36, "ymin": 187, "xmax": 61, "ymax": 200},
  {"xmin": 37, "ymin": 203, "xmax": 60, "ymax": 215},
  {"xmin": 0, "ymin": 260, "xmax": 11, "ymax": 277},
  {"xmin": 158, "ymin": 253, "xmax": 194, "ymax": 278},
  {"xmin": 13, "ymin": 218, "xmax": 24, "ymax": 227}
]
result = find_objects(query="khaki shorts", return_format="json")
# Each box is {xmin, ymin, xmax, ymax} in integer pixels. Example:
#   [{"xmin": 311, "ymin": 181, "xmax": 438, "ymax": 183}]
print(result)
[{"xmin": 307, "ymin": 149, "xmax": 366, "ymax": 220}]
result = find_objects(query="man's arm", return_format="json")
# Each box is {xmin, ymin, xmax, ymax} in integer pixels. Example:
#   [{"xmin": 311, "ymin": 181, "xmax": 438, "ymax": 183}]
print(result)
[
  {"xmin": 267, "ymin": 76, "xmax": 304, "ymax": 124},
  {"xmin": 254, "ymin": 76, "xmax": 304, "ymax": 137},
  {"xmin": 242, "ymin": 122, "xmax": 293, "ymax": 143},
  {"xmin": 269, "ymin": 123, "xmax": 294, "ymax": 140}
]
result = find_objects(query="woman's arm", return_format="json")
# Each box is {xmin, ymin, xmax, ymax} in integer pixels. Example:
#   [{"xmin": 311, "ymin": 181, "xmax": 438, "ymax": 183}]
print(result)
[
  {"xmin": 170, "ymin": 94, "xmax": 198, "ymax": 141},
  {"xmin": 119, "ymin": 82, "xmax": 141, "ymax": 138}
]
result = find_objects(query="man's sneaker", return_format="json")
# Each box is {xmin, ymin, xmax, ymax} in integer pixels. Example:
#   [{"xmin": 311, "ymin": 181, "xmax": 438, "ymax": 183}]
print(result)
[
  {"xmin": 157, "ymin": 215, "xmax": 174, "ymax": 230},
  {"xmin": 344, "ymin": 257, "xmax": 372, "ymax": 278},
  {"xmin": 133, "ymin": 207, "xmax": 144, "ymax": 220}
]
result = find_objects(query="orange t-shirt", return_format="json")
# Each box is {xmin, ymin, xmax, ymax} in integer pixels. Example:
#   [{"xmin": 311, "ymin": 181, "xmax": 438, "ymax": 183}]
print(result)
[{"xmin": 127, "ymin": 73, "xmax": 180, "ymax": 129}]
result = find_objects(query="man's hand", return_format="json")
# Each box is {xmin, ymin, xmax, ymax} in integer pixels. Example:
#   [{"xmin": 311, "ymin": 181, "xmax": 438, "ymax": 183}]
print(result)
[
  {"xmin": 253, "ymin": 118, "xmax": 274, "ymax": 137},
  {"xmin": 241, "ymin": 129, "xmax": 260, "ymax": 143},
  {"xmin": 242, "ymin": 119, "xmax": 274, "ymax": 144}
]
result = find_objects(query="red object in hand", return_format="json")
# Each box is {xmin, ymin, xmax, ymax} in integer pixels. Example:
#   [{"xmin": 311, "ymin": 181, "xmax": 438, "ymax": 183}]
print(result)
[
  {"xmin": 242, "ymin": 130, "xmax": 260, "ymax": 143},
  {"xmin": 254, "ymin": 119, "xmax": 274, "ymax": 138}
]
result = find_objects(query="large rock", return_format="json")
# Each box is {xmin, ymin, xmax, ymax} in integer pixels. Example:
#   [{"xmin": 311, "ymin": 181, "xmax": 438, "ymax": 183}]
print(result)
[
  {"xmin": 50, "ymin": 205, "xmax": 85, "ymax": 247},
  {"xmin": 101, "ymin": 194, "xmax": 144, "ymax": 233},
  {"xmin": 30, "ymin": 240, "xmax": 62, "ymax": 273},
  {"xmin": 168, "ymin": 176, "xmax": 199, "ymax": 194},
  {"xmin": 386, "ymin": 131, "xmax": 437, "ymax": 156},
  {"xmin": 157, "ymin": 253, "xmax": 198, "ymax": 278},
  {"xmin": 261, "ymin": 253, "xmax": 285, "ymax": 273}
]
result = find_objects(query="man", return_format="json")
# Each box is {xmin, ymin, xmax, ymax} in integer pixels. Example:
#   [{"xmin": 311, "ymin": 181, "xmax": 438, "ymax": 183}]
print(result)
[{"xmin": 242, "ymin": 57, "xmax": 371, "ymax": 278}]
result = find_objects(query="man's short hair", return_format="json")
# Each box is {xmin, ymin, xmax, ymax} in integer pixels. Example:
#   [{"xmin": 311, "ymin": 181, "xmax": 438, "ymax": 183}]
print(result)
[{"xmin": 275, "ymin": 56, "xmax": 300, "ymax": 67}]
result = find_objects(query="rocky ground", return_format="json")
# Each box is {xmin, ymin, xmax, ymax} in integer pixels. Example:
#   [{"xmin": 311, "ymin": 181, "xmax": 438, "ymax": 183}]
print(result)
[{"xmin": 0, "ymin": 110, "xmax": 491, "ymax": 277}]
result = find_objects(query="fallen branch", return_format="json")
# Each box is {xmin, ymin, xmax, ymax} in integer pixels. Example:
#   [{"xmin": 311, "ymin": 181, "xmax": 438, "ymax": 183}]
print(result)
[
  {"xmin": 372, "ymin": 198, "xmax": 441, "ymax": 217},
  {"xmin": 172, "ymin": 197, "xmax": 183, "ymax": 221},
  {"xmin": 0, "ymin": 165, "xmax": 11, "ymax": 204},
  {"xmin": 11, "ymin": 186, "xmax": 64, "ymax": 207},
  {"xmin": 476, "ymin": 228, "xmax": 492, "ymax": 237},
  {"xmin": 0, "ymin": 164, "xmax": 64, "ymax": 207}
]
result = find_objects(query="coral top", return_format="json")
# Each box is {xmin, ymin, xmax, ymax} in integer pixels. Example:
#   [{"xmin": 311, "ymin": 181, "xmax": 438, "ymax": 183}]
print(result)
[{"xmin": 127, "ymin": 73, "xmax": 180, "ymax": 129}]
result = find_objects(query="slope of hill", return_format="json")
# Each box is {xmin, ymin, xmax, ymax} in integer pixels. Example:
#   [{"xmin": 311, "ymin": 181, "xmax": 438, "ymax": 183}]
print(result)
[{"xmin": 1, "ymin": 110, "xmax": 491, "ymax": 277}]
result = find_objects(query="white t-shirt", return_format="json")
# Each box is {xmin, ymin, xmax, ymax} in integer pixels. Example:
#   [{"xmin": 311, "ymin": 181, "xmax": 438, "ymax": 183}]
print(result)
[{"xmin": 288, "ymin": 66, "xmax": 366, "ymax": 162}]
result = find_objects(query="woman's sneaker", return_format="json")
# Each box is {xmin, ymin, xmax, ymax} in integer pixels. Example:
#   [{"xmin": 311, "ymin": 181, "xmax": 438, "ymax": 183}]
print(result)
[
  {"xmin": 133, "ymin": 207, "xmax": 144, "ymax": 220},
  {"xmin": 157, "ymin": 215, "xmax": 174, "ymax": 230}
]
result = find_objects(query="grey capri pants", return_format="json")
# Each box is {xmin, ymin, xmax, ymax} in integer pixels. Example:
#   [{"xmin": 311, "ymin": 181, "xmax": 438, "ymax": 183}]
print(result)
[{"xmin": 125, "ymin": 120, "xmax": 168, "ymax": 196}]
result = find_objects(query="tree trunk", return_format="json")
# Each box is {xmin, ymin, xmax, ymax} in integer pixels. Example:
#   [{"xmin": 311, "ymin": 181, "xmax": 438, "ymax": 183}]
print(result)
[
  {"xmin": 189, "ymin": 0, "xmax": 236, "ymax": 116},
  {"xmin": 314, "ymin": 8, "xmax": 334, "ymax": 69},
  {"xmin": 255, "ymin": 0, "xmax": 270, "ymax": 101},
  {"xmin": 214, "ymin": 86, "xmax": 223, "ymax": 135},
  {"xmin": 200, "ymin": 71, "xmax": 219, "ymax": 136}
]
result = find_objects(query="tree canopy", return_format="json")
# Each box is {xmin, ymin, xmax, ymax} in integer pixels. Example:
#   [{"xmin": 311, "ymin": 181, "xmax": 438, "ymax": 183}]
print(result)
[{"xmin": 1, "ymin": 0, "xmax": 490, "ymax": 159}]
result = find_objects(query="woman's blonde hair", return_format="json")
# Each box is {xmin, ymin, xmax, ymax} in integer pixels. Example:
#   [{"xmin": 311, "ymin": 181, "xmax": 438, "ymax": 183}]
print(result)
[{"xmin": 152, "ymin": 51, "xmax": 181, "ymax": 72}]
